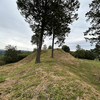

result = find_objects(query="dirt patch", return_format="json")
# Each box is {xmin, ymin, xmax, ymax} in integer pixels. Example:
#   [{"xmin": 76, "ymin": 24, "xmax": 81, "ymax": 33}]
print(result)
[
  {"xmin": 49, "ymin": 72, "xmax": 65, "ymax": 80},
  {"xmin": 18, "ymin": 70, "xmax": 27, "ymax": 75}
]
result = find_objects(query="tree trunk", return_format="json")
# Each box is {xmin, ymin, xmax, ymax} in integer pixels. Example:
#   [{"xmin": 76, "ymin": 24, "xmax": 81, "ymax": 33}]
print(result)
[
  {"xmin": 51, "ymin": 29, "xmax": 54, "ymax": 58},
  {"xmin": 35, "ymin": 25, "xmax": 44, "ymax": 63}
]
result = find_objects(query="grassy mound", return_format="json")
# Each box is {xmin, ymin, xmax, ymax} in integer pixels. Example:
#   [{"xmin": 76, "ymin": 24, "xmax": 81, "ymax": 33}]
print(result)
[{"xmin": 0, "ymin": 49, "xmax": 100, "ymax": 100}]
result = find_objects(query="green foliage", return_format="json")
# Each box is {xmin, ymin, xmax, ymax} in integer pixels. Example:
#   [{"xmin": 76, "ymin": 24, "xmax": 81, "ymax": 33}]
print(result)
[
  {"xmin": 85, "ymin": 50, "xmax": 96, "ymax": 60},
  {"xmin": 62, "ymin": 45, "xmax": 70, "ymax": 52},
  {"xmin": 0, "ymin": 60, "xmax": 5, "ymax": 66},
  {"xmin": 91, "ymin": 44, "xmax": 100, "ymax": 60},
  {"xmin": 70, "ymin": 49, "xmax": 96, "ymax": 60},
  {"xmin": 75, "ymin": 49, "xmax": 85, "ymax": 58},
  {"xmin": 17, "ymin": 0, "xmax": 80, "ymax": 63},
  {"xmin": 76, "ymin": 44, "xmax": 81, "ymax": 51},
  {"xmin": 0, "ymin": 77, "xmax": 5, "ymax": 83},
  {"xmin": 17, "ymin": 54, "xmax": 28, "ymax": 61},
  {"xmin": 0, "ymin": 49, "xmax": 100, "ymax": 100},
  {"xmin": 33, "ymin": 48, "xmax": 37, "ymax": 53},
  {"xmin": 4, "ymin": 45, "xmax": 18, "ymax": 64},
  {"xmin": 5, "ymin": 87, "xmax": 11, "ymax": 93},
  {"xmin": 31, "ymin": 34, "xmax": 44, "ymax": 49},
  {"xmin": 48, "ymin": 45, "xmax": 52, "ymax": 49},
  {"xmin": 70, "ymin": 44, "xmax": 96, "ymax": 60},
  {"xmin": 84, "ymin": 0, "xmax": 100, "ymax": 46}
]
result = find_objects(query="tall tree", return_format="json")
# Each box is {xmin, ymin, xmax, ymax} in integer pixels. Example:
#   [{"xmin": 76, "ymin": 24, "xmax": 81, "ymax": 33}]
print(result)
[
  {"xmin": 17, "ymin": 0, "xmax": 80, "ymax": 62},
  {"xmin": 84, "ymin": 0, "xmax": 100, "ymax": 46},
  {"xmin": 17, "ymin": 0, "xmax": 52, "ymax": 63},
  {"xmin": 46, "ymin": 0, "xmax": 80, "ymax": 58}
]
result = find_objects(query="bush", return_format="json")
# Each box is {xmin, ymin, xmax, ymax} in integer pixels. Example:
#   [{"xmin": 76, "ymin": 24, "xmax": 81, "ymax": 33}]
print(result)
[
  {"xmin": 70, "ymin": 50, "xmax": 96, "ymax": 60},
  {"xmin": 0, "ymin": 60, "xmax": 5, "ymax": 66},
  {"xmin": 4, "ymin": 45, "xmax": 18, "ymax": 64},
  {"xmin": 17, "ymin": 54, "xmax": 28, "ymax": 61},
  {"xmin": 62, "ymin": 45, "xmax": 70, "ymax": 52},
  {"xmin": 75, "ymin": 49, "xmax": 85, "ymax": 58},
  {"xmin": 85, "ymin": 50, "xmax": 96, "ymax": 60},
  {"xmin": 33, "ymin": 48, "xmax": 37, "ymax": 53},
  {"xmin": 48, "ymin": 45, "xmax": 52, "ymax": 49}
]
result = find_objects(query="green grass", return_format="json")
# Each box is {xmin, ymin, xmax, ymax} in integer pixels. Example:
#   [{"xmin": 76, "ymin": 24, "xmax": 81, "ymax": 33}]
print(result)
[
  {"xmin": 0, "ymin": 77, "xmax": 5, "ymax": 83},
  {"xmin": 0, "ymin": 49, "xmax": 100, "ymax": 100}
]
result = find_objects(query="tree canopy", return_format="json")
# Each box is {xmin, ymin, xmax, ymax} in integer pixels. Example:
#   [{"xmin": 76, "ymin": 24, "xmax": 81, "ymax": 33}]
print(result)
[
  {"xmin": 46, "ymin": 0, "xmax": 80, "ymax": 58},
  {"xmin": 17, "ymin": 0, "xmax": 80, "ymax": 63},
  {"xmin": 84, "ymin": 0, "xmax": 100, "ymax": 45},
  {"xmin": 62, "ymin": 45, "xmax": 70, "ymax": 52}
]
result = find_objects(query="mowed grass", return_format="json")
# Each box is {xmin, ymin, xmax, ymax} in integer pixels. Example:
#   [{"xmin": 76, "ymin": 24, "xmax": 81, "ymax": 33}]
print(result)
[{"xmin": 0, "ymin": 49, "xmax": 100, "ymax": 100}]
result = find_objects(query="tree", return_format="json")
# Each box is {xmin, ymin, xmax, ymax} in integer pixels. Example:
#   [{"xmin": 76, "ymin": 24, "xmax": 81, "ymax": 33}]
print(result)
[
  {"xmin": 17, "ymin": 0, "xmax": 80, "ymax": 62},
  {"xmin": 76, "ymin": 44, "xmax": 81, "ymax": 51},
  {"xmin": 33, "ymin": 48, "xmax": 37, "ymax": 53},
  {"xmin": 91, "ymin": 44, "xmax": 100, "ymax": 60},
  {"xmin": 31, "ymin": 33, "xmax": 44, "ymax": 49},
  {"xmin": 31, "ymin": 34, "xmax": 40, "ymax": 49},
  {"xmin": 4, "ymin": 45, "xmax": 18, "ymax": 64},
  {"xmin": 62, "ymin": 45, "xmax": 70, "ymax": 52},
  {"xmin": 85, "ymin": 50, "xmax": 95, "ymax": 60},
  {"xmin": 17, "ymin": 0, "xmax": 53, "ymax": 63},
  {"xmin": 42, "ymin": 44, "xmax": 47, "ymax": 50},
  {"xmin": 75, "ymin": 49, "xmax": 85, "ymax": 58},
  {"xmin": 48, "ymin": 45, "xmax": 52, "ymax": 49},
  {"xmin": 84, "ymin": 0, "xmax": 100, "ymax": 46},
  {"xmin": 46, "ymin": 0, "xmax": 80, "ymax": 58}
]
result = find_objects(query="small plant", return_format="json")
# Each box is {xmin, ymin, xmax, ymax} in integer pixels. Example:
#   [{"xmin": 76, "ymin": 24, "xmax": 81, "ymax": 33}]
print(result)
[
  {"xmin": 5, "ymin": 87, "xmax": 11, "ymax": 93},
  {"xmin": 87, "ymin": 87, "xmax": 91, "ymax": 93},
  {"xmin": 14, "ymin": 91, "xmax": 22, "ymax": 98},
  {"xmin": 90, "ymin": 95, "xmax": 97, "ymax": 100},
  {"xmin": 0, "ymin": 77, "xmax": 5, "ymax": 83},
  {"xmin": 22, "ymin": 91, "xmax": 33, "ymax": 99},
  {"xmin": 38, "ymin": 92, "xmax": 46, "ymax": 100}
]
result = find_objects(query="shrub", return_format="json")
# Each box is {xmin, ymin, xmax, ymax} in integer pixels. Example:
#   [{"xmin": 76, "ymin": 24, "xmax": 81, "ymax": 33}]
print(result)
[
  {"xmin": 62, "ymin": 45, "xmax": 70, "ymax": 52},
  {"xmin": 48, "ymin": 45, "xmax": 52, "ymax": 49},
  {"xmin": 70, "ymin": 50, "xmax": 96, "ymax": 60},
  {"xmin": 17, "ymin": 54, "xmax": 28, "ymax": 61},
  {"xmin": 33, "ymin": 48, "xmax": 37, "ymax": 53},
  {"xmin": 4, "ymin": 45, "xmax": 18, "ymax": 64},
  {"xmin": 0, "ymin": 60, "xmax": 5, "ymax": 66},
  {"xmin": 85, "ymin": 50, "xmax": 96, "ymax": 60}
]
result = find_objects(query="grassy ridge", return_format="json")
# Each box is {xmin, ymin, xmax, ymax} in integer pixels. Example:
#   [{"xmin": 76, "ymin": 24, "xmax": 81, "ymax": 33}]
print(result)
[{"xmin": 0, "ymin": 49, "xmax": 100, "ymax": 100}]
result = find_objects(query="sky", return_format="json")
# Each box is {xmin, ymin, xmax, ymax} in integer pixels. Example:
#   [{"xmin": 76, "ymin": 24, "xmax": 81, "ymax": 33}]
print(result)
[{"xmin": 0, "ymin": 0, "xmax": 95, "ymax": 51}]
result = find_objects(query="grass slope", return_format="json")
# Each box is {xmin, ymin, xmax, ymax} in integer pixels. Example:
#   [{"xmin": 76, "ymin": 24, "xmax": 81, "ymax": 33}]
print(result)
[{"xmin": 0, "ymin": 49, "xmax": 100, "ymax": 100}]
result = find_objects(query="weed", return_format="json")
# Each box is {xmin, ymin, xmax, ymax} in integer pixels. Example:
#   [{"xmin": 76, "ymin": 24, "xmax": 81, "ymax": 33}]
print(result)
[
  {"xmin": 0, "ymin": 77, "xmax": 5, "ymax": 83},
  {"xmin": 5, "ymin": 87, "xmax": 11, "ymax": 93},
  {"xmin": 38, "ymin": 92, "xmax": 47, "ymax": 100}
]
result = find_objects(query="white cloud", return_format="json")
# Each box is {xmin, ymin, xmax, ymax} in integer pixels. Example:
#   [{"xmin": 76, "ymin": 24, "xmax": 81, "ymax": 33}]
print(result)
[{"xmin": 0, "ymin": 0, "xmax": 94, "ymax": 51}]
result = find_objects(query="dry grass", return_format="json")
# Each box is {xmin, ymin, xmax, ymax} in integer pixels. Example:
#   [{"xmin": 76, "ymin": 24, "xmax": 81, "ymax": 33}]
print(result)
[{"xmin": 0, "ymin": 49, "xmax": 100, "ymax": 100}]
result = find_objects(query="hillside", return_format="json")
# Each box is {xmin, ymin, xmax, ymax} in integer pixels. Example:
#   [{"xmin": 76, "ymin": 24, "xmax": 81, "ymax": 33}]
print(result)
[{"xmin": 0, "ymin": 49, "xmax": 100, "ymax": 100}]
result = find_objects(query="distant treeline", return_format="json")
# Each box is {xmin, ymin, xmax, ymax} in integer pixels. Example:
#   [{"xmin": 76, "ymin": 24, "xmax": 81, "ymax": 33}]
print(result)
[
  {"xmin": 0, "ymin": 45, "xmax": 32, "ymax": 66},
  {"xmin": 0, "ymin": 50, "xmax": 5, "ymax": 57},
  {"xmin": 62, "ymin": 45, "xmax": 99, "ymax": 61}
]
